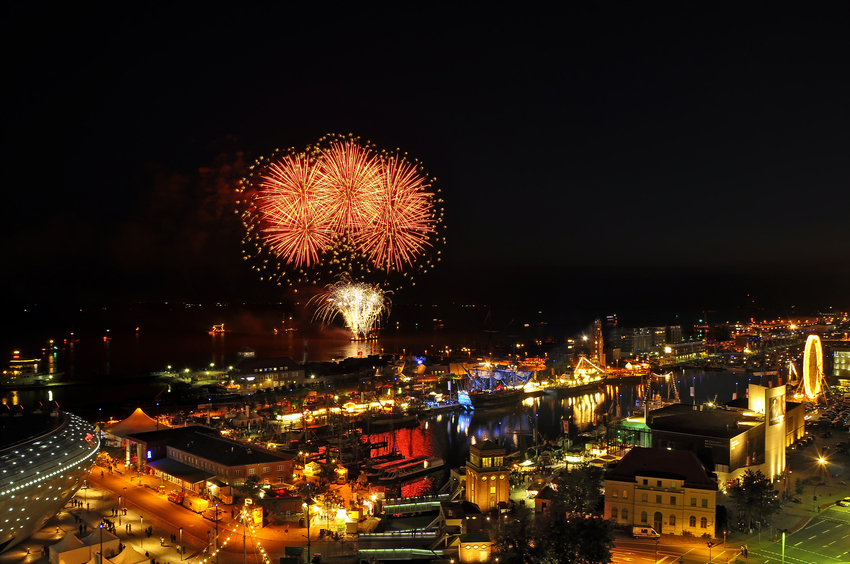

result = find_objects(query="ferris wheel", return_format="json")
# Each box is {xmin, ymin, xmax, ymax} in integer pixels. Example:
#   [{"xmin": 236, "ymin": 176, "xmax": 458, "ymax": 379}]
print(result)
[{"xmin": 797, "ymin": 335, "xmax": 830, "ymax": 399}]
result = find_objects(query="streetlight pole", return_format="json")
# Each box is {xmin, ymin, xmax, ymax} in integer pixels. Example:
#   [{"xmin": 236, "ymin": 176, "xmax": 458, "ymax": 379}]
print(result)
[
  {"xmin": 139, "ymin": 516, "xmax": 143, "ymax": 550},
  {"xmin": 215, "ymin": 503, "xmax": 219, "ymax": 564},
  {"xmin": 781, "ymin": 530, "xmax": 786, "ymax": 564},
  {"xmin": 179, "ymin": 527, "xmax": 183, "ymax": 561},
  {"xmin": 99, "ymin": 523, "xmax": 103, "ymax": 564}
]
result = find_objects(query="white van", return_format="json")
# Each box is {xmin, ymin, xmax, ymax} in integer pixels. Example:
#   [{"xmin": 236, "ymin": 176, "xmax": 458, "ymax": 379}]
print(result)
[{"xmin": 632, "ymin": 526, "xmax": 660, "ymax": 539}]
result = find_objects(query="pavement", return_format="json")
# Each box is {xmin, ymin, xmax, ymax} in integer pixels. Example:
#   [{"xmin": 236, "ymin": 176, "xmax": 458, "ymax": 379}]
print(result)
[{"xmin": 0, "ymin": 459, "xmax": 379, "ymax": 564}]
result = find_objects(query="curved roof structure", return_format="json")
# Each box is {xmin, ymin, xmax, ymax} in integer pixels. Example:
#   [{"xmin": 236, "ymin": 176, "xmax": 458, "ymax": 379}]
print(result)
[{"xmin": 104, "ymin": 408, "xmax": 160, "ymax": 438}]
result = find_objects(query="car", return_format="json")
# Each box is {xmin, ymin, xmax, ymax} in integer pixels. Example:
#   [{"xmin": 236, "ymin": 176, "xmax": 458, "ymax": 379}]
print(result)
[{"xmin": 837, "ymin": 497, "xmax": 850, "ymax": 507}]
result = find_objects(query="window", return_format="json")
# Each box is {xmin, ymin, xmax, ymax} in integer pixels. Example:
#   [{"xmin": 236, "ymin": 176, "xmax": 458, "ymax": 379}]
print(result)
[
  {"xmin": 495, "ymin": 456, "xmax": 504, "ymax": 466},
  {"xmin": 623, "ymin": 490, "xmax": 628, "ymax": 499},
  {"xmin": 249, "ymin": 468, "xmax": 256, "ymax": 475},
  {"xmin": 235, "ymin": 470, "xmax": 242, "ymax": 477},
  {"xmin": 611, "ymin": 507, "xmax": 618, "ymax": 520},
  {"xmin": 702, "ymin": 498, "xmax": 708, "ymax": 508},
  {"xmin": 700, "ymin": 517, "xmax": 708, "ymax": 529},
  {"xmin": 641, "ymin": 511, "xmax": 648, "ymax": 523},
  {"xmin": 691, "ymin": 497, "xmax": 697, "ymax": 506},
  {"xmin": 482, "ymin": 457, "xmax": 492, "ymax": 468},
  {"xmin": 277, "ymin": 465, "xmax": 284, "ymax": 471},
  {"xmin": 656, "ymin": 494, "xmax": 662, "ymax": 504},
  {"xmin": 490, "ymin": 486, "xmax": 496, "ymax": 494},
  {"xmin": 670, "ymin": 514, "xmax": 676, "ymax": 527},
  {"xmin": 612, "ymin": 490, "xmax": 618, "ymax": 498},
  {"xmin": 643, "ymin": 479, "xmax": 648, "ymax": 485},
  {"xmin": 277, "ymin": 477, "xmax": 284, "ymax": 483},
  {"xmin": 622, "ymin": 508, "xmax": 628, "ymax": 521},
  {"xmin": 671, "ymin": 481, "xmax": 677, "ymax": 489},
  {"xmin": 690, "ymin": 515, "xmax": 696, "ymax": 527},
  {"xmin": 499, "ymin": 475, "xmax": 505, "ymax": 479},
  {"xmin": 670, "ymin": 496, "xmax": 676, "ymax": 505},
  {"xmin": 641, "ymin": 493, "xmax": 648, "ymax": 502},
  {"xmin": 657, "ymin": 480, "xmax": 662, "ymax": 487}
]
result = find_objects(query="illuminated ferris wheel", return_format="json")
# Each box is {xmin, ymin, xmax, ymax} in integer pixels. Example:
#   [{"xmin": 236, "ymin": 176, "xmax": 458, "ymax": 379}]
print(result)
[{"xmin": 798, "ymin": 334, "xmax": 830, "ymax": 399}]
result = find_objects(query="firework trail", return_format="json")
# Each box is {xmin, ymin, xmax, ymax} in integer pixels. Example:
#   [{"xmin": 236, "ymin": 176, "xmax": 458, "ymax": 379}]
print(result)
[{"xmin": 311, "ymin": 276, "xmax": 390, "ymax": 339}]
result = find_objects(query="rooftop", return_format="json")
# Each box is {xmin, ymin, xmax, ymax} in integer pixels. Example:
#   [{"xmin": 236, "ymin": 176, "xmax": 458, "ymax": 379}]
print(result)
[
  {"xmin": 169, "ymin": 432, "xmax": 293, "ymax": 466},
  {"xmin": 647, "ymin": 403, "xmax": 762, "ymax": 438},
  {"xmin": 605, "ymin": 447, "xmax": 717, "ymax": 491}
]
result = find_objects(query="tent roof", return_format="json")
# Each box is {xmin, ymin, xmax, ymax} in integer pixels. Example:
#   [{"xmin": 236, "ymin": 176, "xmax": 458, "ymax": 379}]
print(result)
[
  {"xmin": 80, "ymin": 529, "xmax": 119, "ymax": 546},
  {"xmin": 50, "ymin": 533, "xmax": 85, "ymax": 552},
  {"xmin": 105, "ymin": 408, "xmax": 160, "ymax": 438},
  {"xmin": 106, "ymin": 546, "xmax": 148, "ymax": 564}
]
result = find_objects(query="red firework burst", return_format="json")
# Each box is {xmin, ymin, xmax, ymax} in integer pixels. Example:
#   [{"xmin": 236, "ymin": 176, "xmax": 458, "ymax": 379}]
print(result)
[{"xmin": 241, "ymin": 134, "xmax": 443, "ymax": 288}]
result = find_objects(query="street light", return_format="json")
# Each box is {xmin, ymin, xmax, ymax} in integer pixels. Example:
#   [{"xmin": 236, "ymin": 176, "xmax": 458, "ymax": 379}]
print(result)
[
  {"xmin": 140, "ymin": 516, "xmax": 143, "ymax": 550},
  {"xmin": 179, "ymin": 527, "xmax": 183, "ymax": 561},
  {"xmin": 99, "ymin": 523, "xmax": 103, "ymax": 564}
]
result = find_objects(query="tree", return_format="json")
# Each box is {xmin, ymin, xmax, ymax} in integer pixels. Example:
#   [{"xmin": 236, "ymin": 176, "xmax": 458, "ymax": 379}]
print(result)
[
  {"xmin": 494, "ymin": 501, "xmax": 614, "ymax": 564},
  {"xmin": 728, "ymin": 470, "xmax": 781, "ymax": 530},
  {"xmin": 492, "ymin": 507, "xmax": 540, "ymax": 564},
  {"xmin": 554, "ymin": 462, "xmax": 604, "ymax": 512},
  {"xmin": 534, "ymin": 501, "xmax": 614, "ymax": 563},
  {"xmin": 235, "ymin": 475, "xmax": 261, "ymax": 500}
]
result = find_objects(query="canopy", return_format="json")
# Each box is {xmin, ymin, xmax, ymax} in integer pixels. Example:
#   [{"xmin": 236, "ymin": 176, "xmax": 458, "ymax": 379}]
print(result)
[
  {"xmin": 105, "ymin": 408, "xmax": 159, "ymax": 438},
  {"xmin": 80, "ymin": 529, "xmax": 120, "ymax": 557},
  {"xmin": 106, "ymin": 546, "xmax": 148, "ymax": 564},
  {"xmin": 49, "ymin": 533, "xmax": 88, "ymax": 564}
]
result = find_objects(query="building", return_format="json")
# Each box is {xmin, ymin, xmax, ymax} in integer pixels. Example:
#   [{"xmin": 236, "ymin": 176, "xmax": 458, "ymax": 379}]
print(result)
[
  {"xmin": 645, "ymin": 384, "xmax": 804, "ymax": 488},
  {"xmin": 591, "ymin": 318, "xmax": 606, "ymax": 367},
  {"xmin": 0, "ymin": 411, "xmax": 99, "ymax": 553},
  {"xmin": 465, "ymin": 440, "xmax": 510, "ymax": 511},
  {"xmin": 604, "ymin": 447, "xmax": 718, "ymax": 536},
  {"xmin": 231, "ymin": 356, "xmax": 305, "ymax": 390},
  {"xmin": 457, "ymin": 532, "xmax": 492, "ymax": 563},
  {"xmin": 146, "ymin": 431, "xmax": 294, "ymax": 495}
]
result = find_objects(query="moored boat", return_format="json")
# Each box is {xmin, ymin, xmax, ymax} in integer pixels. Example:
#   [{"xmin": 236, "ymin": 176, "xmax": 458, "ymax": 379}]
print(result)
[{"xmin": 377, "ymin": 457, "xmax": 445, "ymax": 483}]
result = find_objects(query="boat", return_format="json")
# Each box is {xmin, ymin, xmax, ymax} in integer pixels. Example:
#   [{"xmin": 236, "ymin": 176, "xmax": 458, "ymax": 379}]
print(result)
[
  {"xmin": 420, "ymin": 400, "xmax": 462, "ymax": 414},
  {"xmin": 1, "ymin": 353, "xmax": 64, "ymax": 389},
  {"xmin": 458, "ymin": 363, "xmax": 534, "ymax": 410},
  {"xmin": 378, "ymin": 457, "xmax": 445, "ymax": 483},
  {"xmin": 359, "ymin": 411, "xmax": 419, "ymax": 429},
  {"xmin": 458, "ymin": 388, "xmax": 524, "ymax": 410},
  {"xmin": 364, "ymin": 456, "xmax": 427, "ymax": 479}
]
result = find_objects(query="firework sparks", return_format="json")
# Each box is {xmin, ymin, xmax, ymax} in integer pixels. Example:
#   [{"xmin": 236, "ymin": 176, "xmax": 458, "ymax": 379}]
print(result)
[
  {"xmin": 239, "ymin": 134, "xmax": 444, "ymax": 290},
  {"xmin": 311, "ymin": 277, "xmax": 390, "ymax": 340}
]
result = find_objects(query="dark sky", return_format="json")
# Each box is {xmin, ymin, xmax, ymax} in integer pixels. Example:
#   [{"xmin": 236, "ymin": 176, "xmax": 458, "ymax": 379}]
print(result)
[{"xmin": 3, "ymin": 3, "xmax": 848, "ymax": 323}]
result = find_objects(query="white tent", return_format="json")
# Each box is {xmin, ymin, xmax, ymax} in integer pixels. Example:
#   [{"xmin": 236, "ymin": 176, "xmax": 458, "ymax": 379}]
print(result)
[
  {"xmin": 106, "ymin": 545, "xmax": 148, "ymax": 564},
  {"xmin": 80, "ymin": 529, "xmax": 120, "ymax": 559},
  {"xmin": 49, "ymin": 533, "xmax": 89, "ymax": 564}
]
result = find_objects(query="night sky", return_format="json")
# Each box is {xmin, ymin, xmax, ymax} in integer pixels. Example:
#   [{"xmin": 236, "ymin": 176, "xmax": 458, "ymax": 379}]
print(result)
[{"xmin": 3, "ymin": 3, "xmax": 848, "ymax": 327}]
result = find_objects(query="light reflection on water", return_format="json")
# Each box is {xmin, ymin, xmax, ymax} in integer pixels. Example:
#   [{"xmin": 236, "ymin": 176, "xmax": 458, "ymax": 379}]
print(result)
[{"xmin": 358, "ymin": 369, "xmax": 761, "ymax": 496}]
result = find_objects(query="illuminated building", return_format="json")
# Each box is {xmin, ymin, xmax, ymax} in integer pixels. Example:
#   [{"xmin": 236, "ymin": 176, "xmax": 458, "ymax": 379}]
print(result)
[
  {"xmin": 147, "ymin": 432, "xmax": 294, "ymax": 495},
  {"xmin": 465, "ymin": 440, "xmax": 510, "ymax": 511},
  {"xmin": 646, "ymin": 384, "xmax": 804, "ymax": 487},
  {"xmin": 604, "ymin": 447, "xmax": 717, "ymax": 536},
  {"xmin": 590, "ymin": 318, "xmax": 606, "ymax": 366},
  {"xmin": 231, "ymin": 356, "xmax": 305, "ymax": 389},
  {"xmin": 0, "ymin": 411, "xmax": 99, "ymax": 553}
]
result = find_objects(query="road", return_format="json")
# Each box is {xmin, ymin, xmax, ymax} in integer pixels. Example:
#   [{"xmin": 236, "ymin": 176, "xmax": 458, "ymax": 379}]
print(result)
[
  {"xmin": 614, "ymin": 537, "xmax": 742, "ymax": 564},
  {"xmin": 751, "ymin": 504, "xmax": 850, "ymax": 564}
]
